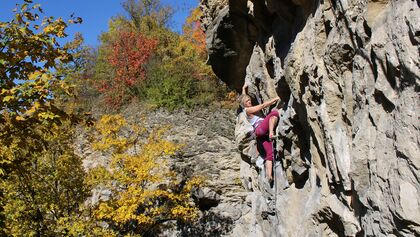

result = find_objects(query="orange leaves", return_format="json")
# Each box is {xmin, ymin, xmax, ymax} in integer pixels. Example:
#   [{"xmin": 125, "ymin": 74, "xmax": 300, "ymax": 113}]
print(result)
[
  {"xmin": 109, "ymin": 30, "xmax": 158, "ymax": 85},
  {"xmin": 97, "ymin": 30, "xmax": 158, "ymax": 107},
  {"xmin": 183, "ymin": 7, "xmax": 206, "ymax": 54}
]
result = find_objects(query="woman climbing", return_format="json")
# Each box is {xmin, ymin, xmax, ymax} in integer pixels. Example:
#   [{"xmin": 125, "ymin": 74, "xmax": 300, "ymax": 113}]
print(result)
[{"xmin": 240, "ymin": 83, "xmax": 280, "ymax": 184}]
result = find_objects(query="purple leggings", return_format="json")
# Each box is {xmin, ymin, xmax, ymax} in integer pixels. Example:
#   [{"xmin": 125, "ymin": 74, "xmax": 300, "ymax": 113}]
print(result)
[{"xmin": 255, "ymin": 110, "xmax": 279, "ymax": 161}]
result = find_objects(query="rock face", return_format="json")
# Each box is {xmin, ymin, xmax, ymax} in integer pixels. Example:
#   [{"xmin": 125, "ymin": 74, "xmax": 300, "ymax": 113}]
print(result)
[{"xmin": 201, "ymin": 0, "xmax": 420, "ymax": 236}]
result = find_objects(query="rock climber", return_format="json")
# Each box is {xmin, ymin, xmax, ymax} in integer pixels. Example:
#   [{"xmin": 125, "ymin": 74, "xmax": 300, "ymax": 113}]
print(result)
[{"xmin": 239, "ymin": 83, "xmax": 280, "ymax": 184}]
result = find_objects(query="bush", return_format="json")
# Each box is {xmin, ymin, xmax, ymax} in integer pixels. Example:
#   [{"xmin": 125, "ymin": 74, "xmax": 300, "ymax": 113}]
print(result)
[{"xmin": 137, "ymin": 62, "xmax": 229, "ymax": 110}]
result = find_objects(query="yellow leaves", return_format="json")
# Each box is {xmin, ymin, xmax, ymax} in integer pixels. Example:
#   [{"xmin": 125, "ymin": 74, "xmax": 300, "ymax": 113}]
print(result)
[
  {"xmin": 68, "ymin": 17, "xmax": 83, "ymax": 24},
  {"xmin": 135, "ymin": 214, "xmax": 154, "ymax": 225},
  {"xmin": 95, "ymin": 202, "xmax": 115, "ymax": 220},
  {"xmin": 92, "ymin": 115, "xmax": 129, "ymax": 153},
  {"xmin": 87, "ymin": 114, "xmax": 200, "ymax": 232},
  {"xmin": 2, "ymin": 95, "xmax": 15, "ymax": 103},
  {"xmin": 25, "ymin": 101, "xmax": 40, "ymax": 116},
  {"xmin": 2, "ymin": 9, "xmax": 73, "ymax": 120},
  {"xmin": 42, "ymin": 24, "xmax": 54, "ymax": 34},
  {"xmin": 15, "ymin": 13, "xmax": 23, "ymax": 24},
  {"xmin": 95, "ymin": 114, "xmax": 127, "ymax": 135},
  {"xmin": 1, "ymin": 2, "xmax": 93, "ymax": 235},
  {"xmin": 0, "ymin": 70, "xmax": 64, "ymax": 123},
  {"xmin": 24, "ymin": 11, "xmax": 35, "ymax": 21},
  {"xmin": 0, "ymin": 142, "xmax": 19, "ymax": 175},
  {"xmin": 92, "ymin": 136, "xmax": 127, "ymax": 152},
  {"xmin": 171, "ymin": 206, "xmax": 198, "ymax": 220},
  {"xmin": 41, "ymin": 18, "xmax": 67, "ymax": 37},
  {"xmin": 38, "ymin": 111, "xmax": 59, "ymax": 120},
  {"xmin": 15, "ymin": 115, "xmax": 26, "ymax": 121},
  {"xmin": 0, "ymin": 119, "xmax": 90, "ymax": 236},
  {"xmin": 185, "ymin": 176, "xmax": 205, "ymax": 193},
  {"xmin": 28, "ymin": 70, "xmax": 42, "ymax": 80}
]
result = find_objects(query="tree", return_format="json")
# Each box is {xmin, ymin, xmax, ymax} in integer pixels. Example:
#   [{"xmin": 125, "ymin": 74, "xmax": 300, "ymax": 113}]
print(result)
[
  {"xmin": 86, "ymin": 0, "xmax": 232, "ymax": 110},
  {"xmin": 54, "ymin": 33, "xmax": 100, "ymax": 113},
  {"xmin": 0, "ymin": 1, "xmax": 88, "ymax": 235},
  {"xmin": 0, "ymin": 0, "xmax": 82, "ymax": 122},
  {"xmin": 0, "ymin": 0, "xmax": 82, "ymax": 172},
  {"xmin": 100, "ymin": 30, "xmax": 157, "ymax": 106},
  {"xmin": 87, "ymin": 115, "xmax": 202, "ymax": 235},
  {"xmin": 122, "ymin": 0, "xmax": 173, "ymax": 34},
  {"xmin": 0, "ymin": 121, "xmax": 91, "ymax": 236},
  {"xmin": 183, "ymin": 7, "xmax": 206, "ymax": 54}
]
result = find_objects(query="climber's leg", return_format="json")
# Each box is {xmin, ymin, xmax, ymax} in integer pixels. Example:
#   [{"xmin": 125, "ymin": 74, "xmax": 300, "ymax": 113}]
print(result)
[
  {"xmin": 266, "ymin": 160, "xmax": 273, "ymax": 182},
  {"xmin": 269, "ymin": 115, "xmax": 278, "ymax": 139},
  {"xmin": 262, "ymin": 140, "xmax": 274, "ymax": 181},
  {"xmin": 255, "ymin": 109, "xmax": 279, "ymax": 137},
  {"xmin": 255, "ymin": 109, "xmax": 279, "ymax": 183}
]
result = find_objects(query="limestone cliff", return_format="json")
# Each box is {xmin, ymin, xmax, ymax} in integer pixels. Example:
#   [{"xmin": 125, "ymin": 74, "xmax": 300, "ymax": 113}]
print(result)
[{"xmin": 201, "ymin": 0, "xmax": 419, "ymax": 236}]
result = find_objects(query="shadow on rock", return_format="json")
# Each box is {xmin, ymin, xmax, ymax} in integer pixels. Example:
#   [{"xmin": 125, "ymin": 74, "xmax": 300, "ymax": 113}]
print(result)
[{"xmin": 179, "ymin": 212, "xmax": 234, "ymax": 237}]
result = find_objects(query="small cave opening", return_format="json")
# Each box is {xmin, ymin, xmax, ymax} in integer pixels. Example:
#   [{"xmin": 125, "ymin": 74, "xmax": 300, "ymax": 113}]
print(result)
[
  {"xmin": 191, "ymin": 187, "xmax": 222, "ymax": 212},
  {"xmin": 196, "ymin": 197, "xmax": 220, "ymax": 211}
]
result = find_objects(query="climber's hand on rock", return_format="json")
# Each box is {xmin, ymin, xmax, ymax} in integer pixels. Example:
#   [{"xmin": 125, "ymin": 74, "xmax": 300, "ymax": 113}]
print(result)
[
  {"xmin": 269, "ymin": 96, "xmax": 280, "ymax": 105},
  {"xmin": 242, "ymin": 83, "xmax": 248, "ymax": 94}
]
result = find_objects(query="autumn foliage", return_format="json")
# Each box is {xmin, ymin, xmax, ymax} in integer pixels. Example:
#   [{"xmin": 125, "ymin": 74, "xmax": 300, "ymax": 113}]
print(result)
[
  {"xmin": 90, "ymin": 1, "xmax": 232, "ymax": 110},
  {"xmin": 0, "ymin": 1, "xmax": 87, "ymax": 235},
  {"xmin": 1, "ymin": 121, "xmax": 90, "ymax": 236},
  {"xmin": 98, "ymin": 30, "xmax": 158, "ymax": 106},
  {"xmin": 1, "ymin": 0, "xmax": 228, "ymax": 235},
  {"xmin": 183, "ymin": 7, "xmax": 206, "ymax": 54},
  {"xmin": 0, "ymin": 1, "xmax": 81, "ymax": 176},
  {"xmin": 87, "ymin": 115, "xmax": 202, "ymax": 235},
  {"xmin": 109, "ymin": 31, "xmax": 157, "ymax": 85},
  {"xmin": 0, "ymin": 2, "xmax": 80, "ymax": 132}
]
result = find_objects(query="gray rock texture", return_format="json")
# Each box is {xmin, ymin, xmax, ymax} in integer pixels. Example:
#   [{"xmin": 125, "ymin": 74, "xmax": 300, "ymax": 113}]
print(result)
[{"xmin": 201, "ymin": 0, "xmax": 419, "ymax": 236}]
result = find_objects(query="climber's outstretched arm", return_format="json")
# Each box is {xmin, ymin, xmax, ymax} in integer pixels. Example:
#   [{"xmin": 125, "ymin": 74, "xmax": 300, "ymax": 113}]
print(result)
[{"xmin": 245, "ymin": 96, "xmax": 280, "ymax": 116}]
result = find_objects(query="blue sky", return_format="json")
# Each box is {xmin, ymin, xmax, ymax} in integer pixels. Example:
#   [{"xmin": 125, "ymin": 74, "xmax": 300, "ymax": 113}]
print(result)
[{"xmin": 0, "ymin": 0, "xmax": 199, "ymax": 47}]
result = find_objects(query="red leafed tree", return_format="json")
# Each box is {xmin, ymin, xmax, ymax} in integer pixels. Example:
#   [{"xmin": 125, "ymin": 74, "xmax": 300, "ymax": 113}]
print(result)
[
  {"xmin": 100, "ymin": 30, "xmax": 158, "ymax": 106},
  {"xmin": 109, "ymin": 30, "xmax": 157, "ymax": 85}
]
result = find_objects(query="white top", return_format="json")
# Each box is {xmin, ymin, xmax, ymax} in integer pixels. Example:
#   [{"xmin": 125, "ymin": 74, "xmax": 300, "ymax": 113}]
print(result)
[{"xmin": 245, "ymin": 108, "xmax": 263, "ymax": 128}]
